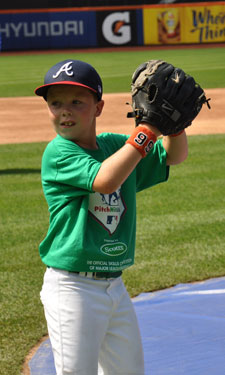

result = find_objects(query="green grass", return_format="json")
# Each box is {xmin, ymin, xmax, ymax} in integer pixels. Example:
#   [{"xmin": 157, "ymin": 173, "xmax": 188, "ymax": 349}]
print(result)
[
  {"xmin": 0, "ymin": 143, "xmax": 48, "ymax": 374},
  {"xmin": 124, "ymin": 135, "xmax": 225, "ymax": 295},
  {"xmin": 0, "ymin": 46, "xmax": 225, "ymax": 97},
  {"xmin": 0, "ymin": 135, "xmax": 225, "ymax": 374}
]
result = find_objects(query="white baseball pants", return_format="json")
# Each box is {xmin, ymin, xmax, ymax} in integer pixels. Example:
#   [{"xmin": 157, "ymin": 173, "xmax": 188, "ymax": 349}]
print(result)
[{"xmin": 40, "ymin": 267, "xmax": 145, "ymax": 375}]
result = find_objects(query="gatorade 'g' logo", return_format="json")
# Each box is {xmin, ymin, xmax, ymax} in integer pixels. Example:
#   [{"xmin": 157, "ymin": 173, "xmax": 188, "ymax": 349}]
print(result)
[
  {"xmin": 102, "ymin": 12, "xmax": 131, "ymax": 45},
  {"xmin": 53, "ymin": 61, "xmax": 73, "ymax": 78}
]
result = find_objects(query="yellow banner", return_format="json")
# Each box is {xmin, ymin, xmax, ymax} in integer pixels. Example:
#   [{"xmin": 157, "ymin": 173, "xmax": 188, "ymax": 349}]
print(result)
[
  {"xmin": 143, "ymin": 4, "xmax": 225, "ymax": 45},
  {"xmin": 144, "ymin": 7, "xmax": 182, "ymax": 45},
  {"xmin": 184, "ymin": 5, "xmax": 225, "ymax": 43}
]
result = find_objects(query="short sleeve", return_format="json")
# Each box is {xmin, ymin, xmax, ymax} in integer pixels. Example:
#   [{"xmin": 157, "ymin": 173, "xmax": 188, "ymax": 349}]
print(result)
[{"xmin": 135, "ymin": 139, "xmax": 169, "ymax": 192}]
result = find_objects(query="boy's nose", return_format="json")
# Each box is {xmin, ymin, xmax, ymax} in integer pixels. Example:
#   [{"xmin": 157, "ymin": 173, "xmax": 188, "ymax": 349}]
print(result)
[{"xmin": 62, "ymin": 108, "xmax": 72, "ymax": 117}]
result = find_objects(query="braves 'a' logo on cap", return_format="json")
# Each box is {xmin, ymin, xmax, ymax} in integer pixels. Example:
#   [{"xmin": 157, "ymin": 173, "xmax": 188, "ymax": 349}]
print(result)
[{"xmin": 53, "ymin": 61, "xmax": 74, "ymax": 79}]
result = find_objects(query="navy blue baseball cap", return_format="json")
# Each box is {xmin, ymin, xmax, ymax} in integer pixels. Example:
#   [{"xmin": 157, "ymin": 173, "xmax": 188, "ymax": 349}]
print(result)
[{"xmin": 35, "ymin": 59, "xmax": 103, "ymax": 100}]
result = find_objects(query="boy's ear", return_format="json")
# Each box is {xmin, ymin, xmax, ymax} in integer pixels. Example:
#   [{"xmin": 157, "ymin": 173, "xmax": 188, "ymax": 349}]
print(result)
[{"xmin": 96, "ymin": 100, "xmax": 104, "ymax": 117}]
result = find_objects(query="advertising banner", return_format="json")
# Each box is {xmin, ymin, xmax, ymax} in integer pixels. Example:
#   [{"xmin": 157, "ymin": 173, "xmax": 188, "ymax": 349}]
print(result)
[
  {"xmin": 184, "ymin": 4, "xmax": 225, "ymax": 43},
  {"xmin": 0, "ymin": 8, "xmax": 143, "ymax": 51},
  {"xmin": 96, "ymin": 9, "xmax": 143, "ymax": 47},
  {"xmin": 143, "ymin": 7, "xmax": 181, "ymax": 45},
  {"xmin": 0, "ymin": 10, "xmax": 97, "ymax": 50},
  {"xmin": 0, "ymin": 3, "xmax": 223, "ymax": 51},
  {"xmin": 143, "ymin": 3, "xmax": 225, "ymax": 45}
]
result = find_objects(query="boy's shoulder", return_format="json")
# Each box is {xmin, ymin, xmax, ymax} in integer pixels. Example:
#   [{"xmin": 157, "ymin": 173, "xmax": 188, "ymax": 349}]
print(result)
[
  {"xmin": 97, "ymin": 132, "xmax": 129, "ymax": 152},
  {"xmin": 43, "ymin": 133, "xmax": 129, "ymax": 157},
  {"xmin": 44, "ymin": 135, "xmax": 78, "ymax": 154}
]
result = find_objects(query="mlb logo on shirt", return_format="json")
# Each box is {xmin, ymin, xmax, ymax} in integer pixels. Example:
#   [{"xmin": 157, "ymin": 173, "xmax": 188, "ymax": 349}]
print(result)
[{"xmin": 88, "ymin": 188, "xmax": 126, "ymax": 234}]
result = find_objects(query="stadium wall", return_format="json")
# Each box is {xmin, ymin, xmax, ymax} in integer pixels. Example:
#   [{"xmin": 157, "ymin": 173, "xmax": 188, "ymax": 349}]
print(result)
[{"xmin": 0, "ymin": 2, "xmax": 224, "ymax": 51}]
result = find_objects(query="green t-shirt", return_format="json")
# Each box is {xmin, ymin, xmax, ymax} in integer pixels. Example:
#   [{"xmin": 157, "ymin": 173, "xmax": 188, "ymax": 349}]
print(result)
[{"xmin": 40, "ymin": 133, "xmax": 169, "ymax": 272}]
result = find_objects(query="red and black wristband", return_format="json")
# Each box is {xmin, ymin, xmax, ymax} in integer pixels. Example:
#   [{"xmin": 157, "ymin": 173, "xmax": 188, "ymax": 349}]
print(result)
[{"xmin": 126, "ymin": 126, "xmax": 157, "ymax": 158}]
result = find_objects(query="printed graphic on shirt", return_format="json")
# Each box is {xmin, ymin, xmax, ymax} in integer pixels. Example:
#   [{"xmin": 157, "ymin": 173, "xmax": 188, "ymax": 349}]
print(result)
[
  {"xmin": 100, "ymin": 242, "xmax": 127, "ymax": 256},
  {"xmin": 88, "ymin": 188, "xmax": 126, "ymax": 234}
]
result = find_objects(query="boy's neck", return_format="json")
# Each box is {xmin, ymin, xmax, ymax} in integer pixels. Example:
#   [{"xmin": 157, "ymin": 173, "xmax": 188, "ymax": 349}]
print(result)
[{"xmin": 75, "ymin": 139, "xmax": 98, "ymax": 150}]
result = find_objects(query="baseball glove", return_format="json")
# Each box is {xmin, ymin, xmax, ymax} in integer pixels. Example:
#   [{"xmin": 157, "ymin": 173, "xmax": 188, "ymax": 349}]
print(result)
[{"xmin": 127, "ymin": 60, "xmax": 211, "ymax": 136}]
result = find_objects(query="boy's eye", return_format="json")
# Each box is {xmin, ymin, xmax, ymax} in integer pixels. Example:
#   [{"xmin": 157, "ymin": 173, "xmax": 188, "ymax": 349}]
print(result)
[
  {"xmin": 72, "ymin": 99, "xmax": 81, "ymax": 105},
  {"xmin": 51, "ymin": 101, "xmax": 60, "ymax": 107}
]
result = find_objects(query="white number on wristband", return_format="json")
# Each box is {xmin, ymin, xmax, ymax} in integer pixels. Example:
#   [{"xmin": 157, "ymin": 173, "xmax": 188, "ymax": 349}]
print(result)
[{"xmin": 134, "ymin": 132, "xmax": 147, "ymax": 146}]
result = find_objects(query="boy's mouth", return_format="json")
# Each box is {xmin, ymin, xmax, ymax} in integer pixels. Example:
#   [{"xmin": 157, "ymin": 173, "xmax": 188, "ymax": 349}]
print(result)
[{"xmin": 60, "ymin": 121, "xmax": 76, "ymax": 128}]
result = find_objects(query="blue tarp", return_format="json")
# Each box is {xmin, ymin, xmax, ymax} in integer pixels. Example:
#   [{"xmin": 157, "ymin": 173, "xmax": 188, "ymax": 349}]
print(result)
[{"xmin": 29, "ymin": 277, "xmax": 225, "ymax": 375}]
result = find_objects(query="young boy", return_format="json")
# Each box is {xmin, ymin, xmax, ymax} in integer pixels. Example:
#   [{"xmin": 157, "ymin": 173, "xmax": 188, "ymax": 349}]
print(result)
[{"xmin": 35, "ymin": 59, "xmax": 188, "ymax": 375}]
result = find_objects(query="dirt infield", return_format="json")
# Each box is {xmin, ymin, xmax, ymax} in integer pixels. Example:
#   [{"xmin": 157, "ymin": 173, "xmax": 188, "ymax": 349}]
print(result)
[{"xmin": 0, "ymin": 88, "xmax": 224, "ymax": 145}]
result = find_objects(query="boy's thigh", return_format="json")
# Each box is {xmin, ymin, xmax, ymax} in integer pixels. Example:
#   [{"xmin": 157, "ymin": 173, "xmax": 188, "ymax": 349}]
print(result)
[
  {"xmin": 40, "ymin": 268, "xmax": 113, "ymax": 374},
  {"xmin": 99, "ymin": 290, "xmax": 145, "ymax": 375},
  {"xmin": 40, "ymin": 268, "xmax": 144, "ymax": 374}
]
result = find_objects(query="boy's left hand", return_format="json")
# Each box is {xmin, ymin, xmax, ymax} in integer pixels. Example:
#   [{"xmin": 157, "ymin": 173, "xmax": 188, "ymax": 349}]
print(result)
[{"xmin": 127, "ymin": 59, "xmax": 211, "ymax": 136}]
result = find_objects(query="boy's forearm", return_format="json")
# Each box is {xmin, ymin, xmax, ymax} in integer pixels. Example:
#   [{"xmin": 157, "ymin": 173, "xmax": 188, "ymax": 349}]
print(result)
[
  {"xmin": 163, "ymin": 131, "xmax": 188, "ymax": 166},
  {"xmin": 92, "ymin": 144, "xmax": 142, "ymax": 194}
]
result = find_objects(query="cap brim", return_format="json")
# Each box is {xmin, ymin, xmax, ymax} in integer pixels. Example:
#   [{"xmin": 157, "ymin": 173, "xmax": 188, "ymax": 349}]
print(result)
[{"xmin": 35, "ymin": 81, "xmax": 98, "ymax": 98}]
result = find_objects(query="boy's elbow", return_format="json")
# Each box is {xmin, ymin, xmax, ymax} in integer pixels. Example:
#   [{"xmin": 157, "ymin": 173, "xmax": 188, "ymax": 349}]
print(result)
[
  {"xmin": 92, "ymin": 177, "xmax": 119, "ymax": 195},
  {"xmin": 167, "ymin": 148, "xmax": 188, "ymax": 166},
  {"xmin": 177, "ymin": 148, "xmax": 188, "ymax": 164}
]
